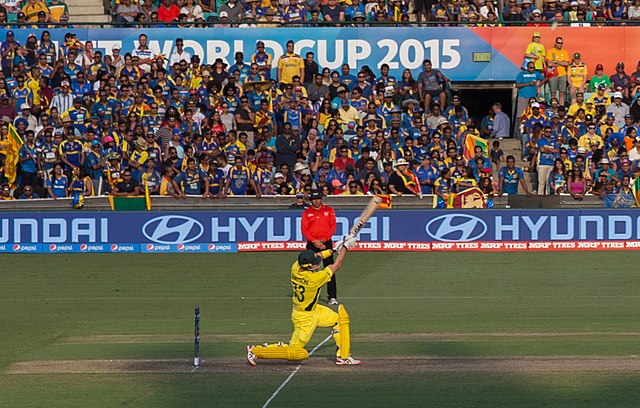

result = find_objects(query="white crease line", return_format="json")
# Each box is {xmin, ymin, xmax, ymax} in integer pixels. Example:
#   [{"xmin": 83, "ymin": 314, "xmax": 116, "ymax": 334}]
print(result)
[
  {"xmin": 262, "ymin": 334, "xmax": 332, "ymax": 408},
  {"xmin": 2, "ymin": 295, "xmax": 640, "ymax": 302}
]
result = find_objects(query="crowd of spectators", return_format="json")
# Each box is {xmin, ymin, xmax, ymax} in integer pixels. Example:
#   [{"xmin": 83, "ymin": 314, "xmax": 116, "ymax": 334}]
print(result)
[
  {"xmin": 515, "ymin": 31, "xmax": 640, "ymax": 202},
  {"xmin": 1, "ymin": 0, "xmax": 70, "ymax": 25},
  {"xmin": 1, "ymin": 25, "xmax": 639, "ymax": 205},
  {"xmin": 111, "ymin": 0, "xmax": 640, "ymax": 26},
  {"xmin": 0, "ymin": 29, "xmax": 521, "ymax": 203}
]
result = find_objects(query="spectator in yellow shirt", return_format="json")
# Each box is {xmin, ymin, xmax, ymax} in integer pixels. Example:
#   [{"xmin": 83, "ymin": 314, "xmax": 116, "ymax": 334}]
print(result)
[
  {"xmin": 524, "ymin": 32, "xmax": 546, "ymax": 71},
  {"xmin": 277, "ymin": 40, "xmax": 304, "ymax": 88},
  {"xmin": 22, "ymin": 0, "xmax": 50, "ymax": 22},
  {"xmin": 546, "ymin": 36, "xmax": 570, "ymax": 106},
  {"xmin": 568, "ymin": 52, "xmax": 587, "ymax": 104},
  {"xmin": 337, "ymin": 99, "xmax": 360, "ymax": 124}
]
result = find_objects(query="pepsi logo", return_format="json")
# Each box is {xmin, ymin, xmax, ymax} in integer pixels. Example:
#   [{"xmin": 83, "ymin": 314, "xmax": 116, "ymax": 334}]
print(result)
[
  {"xmin": 146, "ymin": 244, "xmax": 154, "ymax": 251},
  {"xmin": 177, "ymin": 244, "xmax": 185, "ymax": 251},
  {"xmin": 111, "ymin": 244, "xmax": 118, "ymax": 251},
  {"xmin": 208, "ymin": 244, "xmax": 216, "ymax": 251},
  {"xmin": 13, "ymin": 244, "xmax": 20, "ymax": 251},
  {"xmin": 80, "ymin": 244, "xmax": 88, "ymax": 252},
  {"xmin": 49, "ymin": 244, "xmax": 57, "ymax": 251}
]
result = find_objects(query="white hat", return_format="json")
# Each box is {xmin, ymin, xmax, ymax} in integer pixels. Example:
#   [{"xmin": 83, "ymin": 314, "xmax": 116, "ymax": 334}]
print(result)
[
  {"xmin": 531, "ymin": 102, "xmax": 540, "ymax": 108},
  {"xmin": 437, "ymin": 117, "xmax": 449, "ymax": 126},
  {"xmin": 20, "ymin": 103, "xmax": 30, "ymax": 110},
  {"xmin": 293, "ymin": 162, "xmax": 308, "ymax": 172},
  {"xmin": 613, "ymin": 92, "xmax": 623, "ymax": 99},
  {"xmin": 394, "ymin": 158, "xmax": 410, "ymax": 168},
  {"xmin": 219, "ymin": 11, "xmax": 228, "ymax": 17},
  {"xmin": 274, "ymin": 172, "xmax": 284, "ymax": 179},
  {"xmin": 599, "ymin": 158, "xmax": 610, "ymax": 164}
]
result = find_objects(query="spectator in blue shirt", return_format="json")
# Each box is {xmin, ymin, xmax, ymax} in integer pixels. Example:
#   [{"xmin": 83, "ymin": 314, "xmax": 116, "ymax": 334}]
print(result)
[
  {"xmin": 499, "ymin": 155, "xmax": 532, "ymax": 196},
  {"xmin": 515, "ymin": 62, "xmax": 543, "ymax": 120},
  {"xmin": 537, "ymin": 126, "xmax": 559, "ymax": 195}
]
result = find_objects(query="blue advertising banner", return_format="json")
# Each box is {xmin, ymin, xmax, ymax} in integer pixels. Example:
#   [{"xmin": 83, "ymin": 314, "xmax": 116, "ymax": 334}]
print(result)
[
  {"xmin": 1, "ymin": 209, "xmax": 640, "ymax": 253},
  {"xmin": 10, "ymin": 27, "xmax": 516, "ymax": 81}
]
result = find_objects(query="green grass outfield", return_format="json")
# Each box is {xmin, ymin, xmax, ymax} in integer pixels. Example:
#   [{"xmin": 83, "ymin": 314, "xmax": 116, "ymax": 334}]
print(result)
[{"xmin": 2, "ymin": 252, "xmax": 640, "ymax": 407}]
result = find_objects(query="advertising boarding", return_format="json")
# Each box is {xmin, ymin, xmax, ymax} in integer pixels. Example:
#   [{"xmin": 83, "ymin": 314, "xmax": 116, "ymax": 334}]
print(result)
[{"xmin": 1, "ymin": 210, "xmax": 640, "ymax": 253}]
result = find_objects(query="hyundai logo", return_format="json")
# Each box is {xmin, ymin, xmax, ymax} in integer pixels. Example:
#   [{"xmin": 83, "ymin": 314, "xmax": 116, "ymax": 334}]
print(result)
[
  {"xmin": 425, "ymin": 214, "xmax": 487, "ymax": 242},
  {"xmin": 142, "ymin": 216, "xmax": 204, "ymax": 244}
]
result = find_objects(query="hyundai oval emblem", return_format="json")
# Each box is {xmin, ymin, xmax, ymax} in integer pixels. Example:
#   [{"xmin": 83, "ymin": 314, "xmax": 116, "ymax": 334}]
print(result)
[
  {"xmin": 425, "ymin": 214, "xmax": 488, "ymax": 242},
  {"xmin": 142, "ymin": 215, "xmax": 204, "ymax": 244}
]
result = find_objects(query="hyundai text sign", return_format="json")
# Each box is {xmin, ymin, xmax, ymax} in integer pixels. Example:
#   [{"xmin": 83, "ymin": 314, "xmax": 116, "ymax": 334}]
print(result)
[{"xmin": 1, "ymin": 210, "xmax": 640, "ymax": 253}]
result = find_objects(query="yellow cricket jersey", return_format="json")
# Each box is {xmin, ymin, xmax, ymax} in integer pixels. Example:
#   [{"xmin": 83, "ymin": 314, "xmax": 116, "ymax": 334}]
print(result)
[
  {"xmin": 290, "ymin": 261, "xmax": 333, "ymax": 313},
  {"xmin": 568, "ymin": 63, "xmax": 588, "ymax": 88},
  {"xmin": 23, "ymin": 2, "xmax": 49, "ymax": 22},
  {"xmin": 525, "ymin": 42, "xmax": 546, "ymax": 71},
  {"xmin": 278, "ymin": 53, "xmax": 304, "ymax": 85}
]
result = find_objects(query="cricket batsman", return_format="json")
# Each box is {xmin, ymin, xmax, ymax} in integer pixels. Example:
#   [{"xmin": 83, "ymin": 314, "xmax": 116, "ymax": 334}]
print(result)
[{"xmin": 246, "ymin": 235, "xmax": 362, "ymax": 366}]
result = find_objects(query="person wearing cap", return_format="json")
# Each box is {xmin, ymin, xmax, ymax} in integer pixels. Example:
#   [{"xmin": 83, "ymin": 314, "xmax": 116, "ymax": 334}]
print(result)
[
  {"xmin": 415, "ymin": 154, "xmax": 438, "ymax": 194},
  {"xmin": 516, "ymin": 61, "xmax": 544, "ymax": 121},
  {"xmin": 524, "ymin": 31, "xmax": 545, "ymax": 72},
  {"xmin": 536, "ymin": 124, "xmax": 559, "ymax": 195},
  {"xmin": 386, "ymin": 157, "xmax": 422, "ymax": 197},
  {"xmin": 22, "ymin": 0, "xmax": 50, "ymax": 22},
  {"xmin": 606, "ymin": 92, "xmax": 630, "ymax": 127},
  {"xmin": 589, "ymin": 64, "xmax": 611, "ymax": 92},
  {"xmin": 0, "ymin": 31, "xmax": 19, "ymax": 77},
  {"xmin": 594, "ymin": 157, "xmax": 618, "ymax": 183},
  {"xmin": 301, "ymin": 189, "xmax": 339, "ymax": 304},
  {"xmin": 126, "ymin": 137, "xmax": 149, "ymax": 180},
  {"xmin": 587, "ymin": 83, "xmax": 611, "ymax": 107},
  {"xmin": 251, "ymin": 41, "xmax": 273, "ymax": 80},
  {"xmin": 246, "ymin": 235, "xmax": 362, "ymax": 367},
  {"xmin": 568, "ymin": 52, "xmax": 587, "ymax": 104},
  {"xmin": 85, "ymin": 138, "xmax": 106, "ymax": 194},
  {"xmin": 611, "ymin": 61, "xmax": 631, "ymax": 99},
  {"xmin": 289, "ymin": 191, "xmax": 310, "ymax": 209},
  {"xmin": 51, "ymin": 80, "xmax": 74, "ymax": 115}
]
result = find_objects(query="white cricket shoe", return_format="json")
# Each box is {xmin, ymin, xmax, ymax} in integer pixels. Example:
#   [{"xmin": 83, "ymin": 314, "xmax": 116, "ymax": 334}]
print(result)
[
  {"xmin": 336, "ymin": 356, "xmax": 362, "ymax": 365},
  {"xmin": 328, "ymin": 298, "xmax": 339, "ymax": 305},
  {"xmin": 246, "ymin": 345, "xmax": 257, "ymax": 366}
]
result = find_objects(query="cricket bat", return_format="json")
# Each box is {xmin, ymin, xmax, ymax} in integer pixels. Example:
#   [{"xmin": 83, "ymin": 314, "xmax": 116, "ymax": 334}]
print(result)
[{"xmin": 350, "ymin": 196, "xmax": 382, "ymax": 236}]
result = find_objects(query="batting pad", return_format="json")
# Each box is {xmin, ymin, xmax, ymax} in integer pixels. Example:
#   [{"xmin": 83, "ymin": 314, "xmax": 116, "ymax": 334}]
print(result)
[
  {"xmin": 252, "ymin": 344, "xmax": 309, "ymax": 361},
  {"xmin": 337, "ymin": 304, "xmax": 351, "ymax": 359}
]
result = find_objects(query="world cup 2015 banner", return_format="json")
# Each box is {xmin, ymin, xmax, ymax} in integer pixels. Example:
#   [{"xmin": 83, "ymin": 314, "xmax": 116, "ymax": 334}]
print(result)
[
  {"xmin": 2, "ymin": 209, "xmax": 640, "ymax": 253},
  {"xmin": 13, "ymin": 27, "xmax": 640, "ymax": 81}
]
